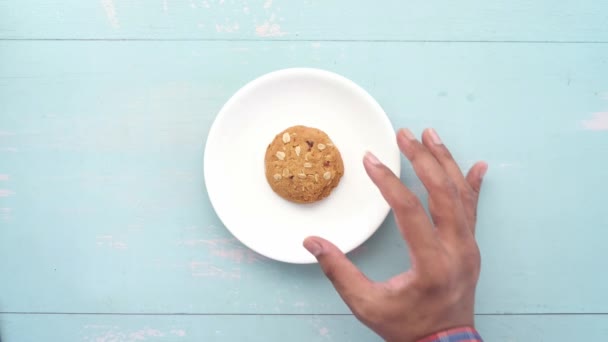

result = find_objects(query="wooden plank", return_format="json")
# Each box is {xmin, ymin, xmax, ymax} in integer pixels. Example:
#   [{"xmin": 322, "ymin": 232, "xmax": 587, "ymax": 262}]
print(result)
[
  {"xmin": 1, "ymin": 314, "xmax": 608, "ymax": 341},
  {"xmin": 0, "ymin": 41, "xmax": 606, "ymax": 314},
  {"xmin": 1, "ymin": 0, "xmax": 607, "ymax": 41}
]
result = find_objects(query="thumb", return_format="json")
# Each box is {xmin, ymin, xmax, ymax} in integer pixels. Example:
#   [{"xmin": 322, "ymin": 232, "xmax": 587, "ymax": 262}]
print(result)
[{"xmin": 303, "ymin": 236, "xmax": 374, "ymax": 306}]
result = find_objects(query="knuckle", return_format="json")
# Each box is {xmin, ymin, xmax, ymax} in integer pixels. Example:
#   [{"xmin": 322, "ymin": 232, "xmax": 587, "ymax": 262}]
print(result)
[
  {"xmin": 392, "ymin": 193, "xmax": 422, "ymax": 212},
  {"xmin": 415, "ymin": 268, "xmax": 449, "ymax": 294},
  {"xmin": 461, "ymin": 244, "xmax": 481, "ymax": 272},
  {"xmin": 378, "ymin": 164, "xmax": 397, "ymax": 179},
  {"xmin": 415, "ymin": 275, "xmax": 445, "ymax": 295},
  {"xmin": 437, "ymin": 146, "xmax": 455, "ymax": 161},
  {"xmin": 462, "ymin": 189, "xmax": 479, "ymax": 224},
  {"xmin": 414, "ymin": 255, "xmax": 464, "ymax": 294},
  {"xmin": 461, "ymin": 188, "xmax": 478, "ymax": 205},
  {"xmin": 441, "ymin": 179, "xmax": 460, "ymax": 199},
  {"xmin": 407, "ymin": 144, "xmax": 423, "ymax": 163}
]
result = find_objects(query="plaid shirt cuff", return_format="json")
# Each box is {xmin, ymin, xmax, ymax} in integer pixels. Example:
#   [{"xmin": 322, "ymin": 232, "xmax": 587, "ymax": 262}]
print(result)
[{"xmin": 417, "ymin": 327, "xmax": 483, "ymax": 342}]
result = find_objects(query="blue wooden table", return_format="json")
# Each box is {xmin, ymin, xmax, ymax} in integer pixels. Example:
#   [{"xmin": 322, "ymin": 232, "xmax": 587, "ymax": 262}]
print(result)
[{"xmin": 1, "ymin": 1, "xmax": 607, "ymax": 341}]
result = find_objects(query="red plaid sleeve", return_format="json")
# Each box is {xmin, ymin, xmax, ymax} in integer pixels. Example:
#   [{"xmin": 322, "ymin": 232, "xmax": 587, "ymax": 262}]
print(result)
[{"xmin": 417, "ymin": 326, "xmax": 483, "ymax": 342}]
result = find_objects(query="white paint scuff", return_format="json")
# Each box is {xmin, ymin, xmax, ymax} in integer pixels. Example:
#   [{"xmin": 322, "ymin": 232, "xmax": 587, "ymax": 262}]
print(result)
[
  {"xmin": 83, "ymin": 327, "xmax": 186, "ymax": 342},
  {"xmin": 0, "ymin": 189, "xmax": 14, "ymax": 197},
  {"xmin": 179, "ymin": 237, "xmax": 267, "ymax": 264},
  {"xmin": 264, "ymin": 0, "xmax": 273, "ymax": 8},
  {"xmin": 215, "ymin": 22, "xmax": 240, "ymax": 33},
  {"xmin": 255, "ymin": 22, "xmax": 286, "ymax": 37},
  {"xmin": 101, "ymin": 0, "xmax": 120, "ymax": 29},
  {"xmin": 582, "ymin": 112, "xmax": 608, "ymax": 131},
  {"xmin": 95, "ymin": 235, "xmax": 127, "ymax": 250},
  {"xmin": 497, "ymin": 162, "xmax": 523, "ymax": 169},
  {"xmin": 310, "ymin": 317, "xmax": 333, "ymax": 340},
  {"xmin": 189, "ymin": 261, "xmax": 241, "ymax": 279},
  {"xmin": 0, "ymin": 208, "xmax": 11, "ymax": 220},
  {"xmin": 170, "ymin": 330, "xmax": 187, "ymax": 337}
]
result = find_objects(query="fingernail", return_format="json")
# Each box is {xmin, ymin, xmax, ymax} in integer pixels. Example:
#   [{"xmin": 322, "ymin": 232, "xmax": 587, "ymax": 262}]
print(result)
[
  {"xmin": 304, "ymin": 239, "xmax": 323, "ymax": 257},
  {"xmin": 364, "ymin": 151, "xmax": 383, "ymax": 167},
  {"xmin": 428, "ymin": 128, "xmax": 442, "ymax": 145},
  {"xmin": 400, "ymin": 128, "xmax": 416, "ymax": 140}
]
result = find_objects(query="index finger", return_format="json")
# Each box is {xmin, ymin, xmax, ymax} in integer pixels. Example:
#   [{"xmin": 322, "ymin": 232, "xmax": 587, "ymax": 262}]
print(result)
[{"xmin": 363, "ymin": 152, "xmax": 439, "ymax": 264}]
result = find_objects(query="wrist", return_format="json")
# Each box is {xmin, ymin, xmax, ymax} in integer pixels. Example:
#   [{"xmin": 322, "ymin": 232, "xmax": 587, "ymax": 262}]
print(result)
[{"xmin": 416, "ymin": 326, "xmax": 482, "ymax": 342}]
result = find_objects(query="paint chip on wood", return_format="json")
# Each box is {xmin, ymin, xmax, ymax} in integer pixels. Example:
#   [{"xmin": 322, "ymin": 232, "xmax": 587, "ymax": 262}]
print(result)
[
  {"xmin": 582, "ymin": 112, "xmax": 608, "ymax": 131},
  {"xmin": 100, "ymin": 0, "xmax": 120, "ymax": 29},
  {"xmin": 0, "ymin": 189, "xmax": 14, "ymax": 197},
  {"xmin": 255, "ymin": 22, "xmax": 286, "ymax": 37}
]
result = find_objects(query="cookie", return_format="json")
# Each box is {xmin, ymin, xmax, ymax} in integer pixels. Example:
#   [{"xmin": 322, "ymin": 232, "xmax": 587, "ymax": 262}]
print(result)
[{"xmin": 264, "ymin": 125, "xmax": 344, "ymax": 204}]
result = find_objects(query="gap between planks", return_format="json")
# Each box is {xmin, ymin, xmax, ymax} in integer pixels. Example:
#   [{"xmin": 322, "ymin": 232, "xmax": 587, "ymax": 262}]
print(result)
[
  {"xmin": 1, "ymin": 312, "xmax": 607, "ymax": 316},
  {"xmin": 0, "ymin": 38, "xmax": 608, "ymax": 44}
]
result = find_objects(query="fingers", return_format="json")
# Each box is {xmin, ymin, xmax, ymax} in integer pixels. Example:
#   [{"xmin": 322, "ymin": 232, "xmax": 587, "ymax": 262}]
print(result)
[
  {"xmin": 464, "ymin": 161, "xmax": 488, "ymax": 234},
  {"xmin": 303, "ymin": 236, "xmax": 375, "ymax": 310},
  {"xmin": 466, "ymin": 161, "xmax": 488, "ymax": 194},
  {"xmin": 362, "ymin": 152, "xmax": 438, "ymax": 262},
  {"xmin": 420, "ymin": 128, "xmax": 486, "ymax": 232},
  {"xmin": 420, "ymin": 128, "xmax": 469, "ymax": 195},
  {"xmin": 396, "ymin": 129, "xmax": 468, "ymax": 236}
]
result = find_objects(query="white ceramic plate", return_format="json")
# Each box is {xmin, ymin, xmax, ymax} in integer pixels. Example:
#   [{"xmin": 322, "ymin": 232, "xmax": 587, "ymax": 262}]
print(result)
[{"xmin": 204, "ymin": 68, "xmax": 400, "ymax": 264}]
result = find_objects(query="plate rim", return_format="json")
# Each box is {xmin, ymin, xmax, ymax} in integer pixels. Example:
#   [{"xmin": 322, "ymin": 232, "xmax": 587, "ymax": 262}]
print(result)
[{"xmin": 203, "ymin": 67, "xmax": 400, "ymax": 264}]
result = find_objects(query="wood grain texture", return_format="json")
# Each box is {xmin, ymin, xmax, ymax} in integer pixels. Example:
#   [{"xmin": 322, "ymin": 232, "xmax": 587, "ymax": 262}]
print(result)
[
  {"xmin": 2, "ymin": 0, "xmax": 608, "ymax": 340},
  {"xmin": 2, "ymin": 314, "xmax": 608, "ymax": 341},
  {"xmin": 1, "ymin": 41, "xmax": 606, "ymax": 315},
  {"xmin": 0, "ymin": 0, "xmax": 607, "ymax": 41}
]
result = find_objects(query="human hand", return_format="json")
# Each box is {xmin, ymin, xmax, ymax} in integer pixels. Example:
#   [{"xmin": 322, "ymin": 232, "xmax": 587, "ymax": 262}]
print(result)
[{"xmin": 303, "ymin": 128, "xmax": 488, "ymax": 342}]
